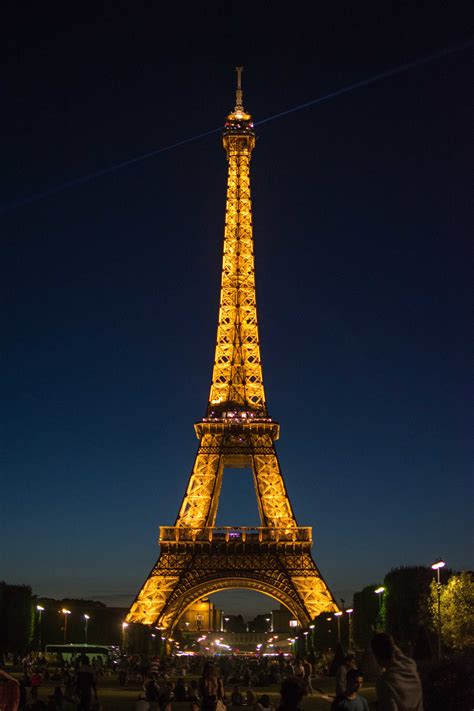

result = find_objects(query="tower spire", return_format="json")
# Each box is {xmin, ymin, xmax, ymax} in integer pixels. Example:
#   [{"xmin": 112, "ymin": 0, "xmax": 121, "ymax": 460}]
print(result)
[{"xmin": 235, "ymin": 65, "xmax": 244, "ymax": 112}]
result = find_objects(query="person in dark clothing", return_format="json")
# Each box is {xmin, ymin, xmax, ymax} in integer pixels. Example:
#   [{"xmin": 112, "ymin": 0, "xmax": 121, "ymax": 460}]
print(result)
[
  {"xmin": 75, "ymin": 656, "xmax": 97, "ymax": 711},
  {"xmin": 277, "ymin": 676, "xmax": 306, "ymax": 711},
  {"xmin": 144, "ymin": 676, "xmax": 160, "ymax": 705},
  {"xmin": 174, "ymin": 677, "xmax": 188, "ymax": 702},
  {"xmin": 199, "ymin": 661, "xmax": 225, "ymax": 711},
  {"xmin": 231, "ymin": 685, "xmax": 244, "ymax": 706},
  {"xmin": 331, "ymin": 669, "xmax": 369, "ymax": 711}
]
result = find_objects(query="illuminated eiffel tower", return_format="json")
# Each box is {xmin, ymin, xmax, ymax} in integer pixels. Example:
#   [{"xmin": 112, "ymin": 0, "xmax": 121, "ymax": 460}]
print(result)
[{"xmin": 126, "ymin": 69, "xmax": 338, "ymax": 631}]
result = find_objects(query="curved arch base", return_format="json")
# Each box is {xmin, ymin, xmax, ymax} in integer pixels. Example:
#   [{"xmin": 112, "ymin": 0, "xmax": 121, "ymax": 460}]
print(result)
[{"xmin": 126, "ymin": 541, "xmax": 338, "ymax": 630}]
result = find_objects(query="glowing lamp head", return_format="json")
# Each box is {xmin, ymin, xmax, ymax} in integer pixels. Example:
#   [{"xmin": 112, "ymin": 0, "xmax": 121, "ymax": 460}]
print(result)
[
  {"xmin": 84, "ymin": 614, "xmax": 90, "ymax": 620},
  {"xmin": 122, "ymin": 622, "xmax": 128, "ymax": 629},
  {"xmin": 334, "ymin": 611, "xmax": 343, "ymax": 617},
  {"xmin": 61, "ymin": 608, "xmax": 71, "ymax": 615},
  {"xmin": 37, "ymin": 605, "xmax": 45, "ymax": 611},
  {"xmin": 375, "ymin": 587, "xmax": 385, "ymax": 594},
  {"xmin": 346, "ymin": 608, "xmax": 354, "ymax": 614},
  {"xmin": 431, "ymin": 559, "xmax": 446, "ymax": 570}
]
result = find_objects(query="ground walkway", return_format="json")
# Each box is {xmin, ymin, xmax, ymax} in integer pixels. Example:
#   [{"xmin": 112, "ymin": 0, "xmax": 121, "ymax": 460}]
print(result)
[{"xmin": 14, "ymin": 673, "xmax": 377, "ymax": 710}]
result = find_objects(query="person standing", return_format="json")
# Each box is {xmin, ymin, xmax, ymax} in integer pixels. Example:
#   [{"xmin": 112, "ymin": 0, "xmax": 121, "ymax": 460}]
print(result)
[
  {"xmin": 276, "ymin": 677, "xmax": 306, "ymax": 711},
  {"xmin": 199, "ymin": 661, "xmax": 225, "ymax": 711},
  {"xmin": 0, "ymin": 669, "xmax": 20, "ymax": 711},
  {"xmin": 29, "ymin": 669, "xmax": 43, "ymax": 701},
  {"xmin": 371, "ymin": 633, "xmax": 423, "ymax": 711},
  {"xmin": 335, "ymin": 655, "xmax": 356, "ymax": 697},
  {"xmin": 246, "ymin": 688, "xmax": 257, "ymax": 711},
  {"xmin": 302, "ymin": 658, "xmax": 313, "ymax": 695},
  {"xmin": 331, "ymin": 669, "xmax": 369, "ymax": 711},
  {"xmin": 75, "ymin": 655, "xmax": 98, "ymax": 711},
  {"xmin": 117, "ymin": 656, "xmax": 128, "ymax": 687},
  {"xmin": 294, "ymin": 660, "xmax": 305, "ymax": 681}
]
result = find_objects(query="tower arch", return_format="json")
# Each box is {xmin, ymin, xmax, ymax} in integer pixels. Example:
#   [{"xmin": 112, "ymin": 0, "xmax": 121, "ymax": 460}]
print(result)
[{"xmin": 164, "ymin": 577, "xmax": 309, "ymax": 632}]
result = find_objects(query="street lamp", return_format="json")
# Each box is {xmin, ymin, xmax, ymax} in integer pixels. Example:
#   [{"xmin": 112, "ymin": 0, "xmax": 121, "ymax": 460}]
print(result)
[
  {"xmin": 346, "ymin": 608, "xmax": 354, "ymax": 650},
  {"xmin": 431, "ymin": 559, "xmax": 446, "ymax": 660},
  {"xmin": 375, "ymin": 587, "xmax": 385, "ymax": 630},
  {"xmin": 374, "ymin": 587, "xmax": 385, "ymax": 607},
  {"xmin": 61, "ymin": 609, "xmax": 71, "ymax": 643},
  {"xmin": 265, "ymin": 616, "xmax": 272, "ymax": 632},
  {"xmin": 334, "ymin": 611, "xmax": 343, "ymax": 643},
  {"xmin": 326, "ymin": 617, "xmax": 332, "ymax": 649},
  {"xmin": 122, "ymin": 622, "xmax": 129, "ymax": 652},
  {"xmin": 36, "ymin": 606, "xmax": 45, "ymax": 651},
  {"xmin": 84, "ymin": 614, "xmax": 90, "ymax": 644}
]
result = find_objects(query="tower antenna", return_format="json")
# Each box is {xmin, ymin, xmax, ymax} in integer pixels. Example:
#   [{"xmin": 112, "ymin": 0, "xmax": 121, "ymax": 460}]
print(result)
[{"xmin": 235, "ymin": 66, "xmax": 244, "ymax": 111}]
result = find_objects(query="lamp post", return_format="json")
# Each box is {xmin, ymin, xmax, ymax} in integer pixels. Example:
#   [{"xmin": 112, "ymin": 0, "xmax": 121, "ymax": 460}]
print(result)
[
  {"xmin": 265, "ymin": 616, "xmax": 272, "ymax": 632},
  {"xmin": 326, "ymin": 617, "xmax": 332, "ymax": 650},
  {"xmin": 36, "ymin": 605, "xmax": 45, "ymax": 651},
  {"xmin": 346, "ymin": 608, "xmax": 354, "ymax": 651},
  {"xmin": 122, "ymin": 622, "xmax": 129, "ymax": 652},
  {"xmin": 61, "ymin": 609, "xmax": 71, "ymax": 643},
  {"xmin": 374, "ymin": 587, "xmax": 385, "ymax": 610},
  {"xmin": 334, "ymin": 611, "xmax": 343, "ymax": 643},
  {"xmin": 374, "ymin": 587, "xmax": 385, "ymax": 630},
  {"xmin": 431, "ymin": 559, "xmax": 446, "ymax": 660},
  {"xmin": 84, "ymin": 614, "xmax": 90, "ymax": 644}
]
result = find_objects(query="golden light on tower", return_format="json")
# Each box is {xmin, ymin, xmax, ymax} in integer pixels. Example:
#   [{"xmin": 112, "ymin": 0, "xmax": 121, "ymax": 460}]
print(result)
[{"xmin": 126, "ymin": 69, "xmax": 338, "ymax": 631}]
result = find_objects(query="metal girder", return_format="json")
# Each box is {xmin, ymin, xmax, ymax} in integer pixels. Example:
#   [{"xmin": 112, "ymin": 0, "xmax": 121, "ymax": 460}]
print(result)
[{"xmin": 126, "ymin": 541, "xmax": 338, "ymax": 630}]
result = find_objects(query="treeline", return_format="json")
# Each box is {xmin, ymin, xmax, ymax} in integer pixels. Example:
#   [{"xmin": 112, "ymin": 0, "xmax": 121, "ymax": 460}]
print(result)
[
  {"xmin": 0, "ymin": 583, "xmax": 35, "ymax": 654},
  {"xmin": 0, "ymin": 583, "xmax": 132, "ymax": 654},
  {"xmin": 309, "ymin": 566, "xmax": 473, "ymax": 657}
]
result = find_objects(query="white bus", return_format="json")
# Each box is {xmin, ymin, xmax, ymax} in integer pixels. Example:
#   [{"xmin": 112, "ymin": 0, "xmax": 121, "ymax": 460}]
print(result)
[{"xmin": 45, "ymin": 644, "xmax": 118, "ymax": 663}]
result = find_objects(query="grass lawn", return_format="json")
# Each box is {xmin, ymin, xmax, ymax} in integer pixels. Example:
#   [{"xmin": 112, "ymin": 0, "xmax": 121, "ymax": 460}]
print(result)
[{"xmin": 24, "ymin": 676, "xmax": 377, "ymax": 710}]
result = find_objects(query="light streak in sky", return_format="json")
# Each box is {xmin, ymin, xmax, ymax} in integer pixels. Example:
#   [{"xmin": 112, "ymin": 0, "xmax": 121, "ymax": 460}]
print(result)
[{"xmin": 1, "ymin": 39, "xmax": 472, "ymax": 215}]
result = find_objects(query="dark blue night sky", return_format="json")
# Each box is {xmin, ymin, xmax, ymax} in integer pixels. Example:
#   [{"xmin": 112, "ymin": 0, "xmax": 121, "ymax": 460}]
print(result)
[{"xmin": 2, "ymin": 5, "xmax": 472, "ymax": 617}]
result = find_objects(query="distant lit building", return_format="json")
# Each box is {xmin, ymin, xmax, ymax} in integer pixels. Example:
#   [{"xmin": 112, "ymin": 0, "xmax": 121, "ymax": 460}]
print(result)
[
  {"xmin": 272, "ymin": 604, "xmax": 294, "ymax": 632},
  {"xmin": 178, "ymin": 598, "xmax": 223, "ymax": 632}
]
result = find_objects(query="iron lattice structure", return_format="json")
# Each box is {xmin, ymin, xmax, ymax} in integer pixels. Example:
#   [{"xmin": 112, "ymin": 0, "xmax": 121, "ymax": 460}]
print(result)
[{"xmin": 127, "ymin": 69, "xmax": 338, "ymax": 630}]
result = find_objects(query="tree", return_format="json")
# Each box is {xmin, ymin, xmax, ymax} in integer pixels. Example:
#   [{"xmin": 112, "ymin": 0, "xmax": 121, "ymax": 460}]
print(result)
[
  {"xmin": 352, "ymin": 585, "xmax": 379, "ymax": 650},
  {"xmin": 430, "ymin": 571, "xmax": 474, "ymax": 650},
  {"xmin": 311, "ymin": 612, "xmax": 338, "ymax": 653},
  {"xmin": 0, "ymin": 582, "xmax": 34, "ymax": 653},
  {"xmin": 383, "ymin": 566, "xmax": 436, "ymax": 651}
]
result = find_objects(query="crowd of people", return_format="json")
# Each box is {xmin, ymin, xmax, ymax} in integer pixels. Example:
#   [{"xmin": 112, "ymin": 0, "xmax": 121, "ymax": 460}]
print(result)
[{"xmin": 0, "ymin": 633, "xmax": 424, "ymax": 711}]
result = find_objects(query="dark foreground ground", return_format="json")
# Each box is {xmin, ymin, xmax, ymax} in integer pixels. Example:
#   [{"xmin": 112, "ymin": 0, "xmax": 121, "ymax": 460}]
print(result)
[{"xmin": 14, "ymin": 674, "xmax": 377, "ymax": 711}]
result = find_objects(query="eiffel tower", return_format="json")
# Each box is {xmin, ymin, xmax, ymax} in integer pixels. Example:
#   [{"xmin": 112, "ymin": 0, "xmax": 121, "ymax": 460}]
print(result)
[{"xmin": 126, "ymin": 69, "xmax": 338, "ymax": 631}]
